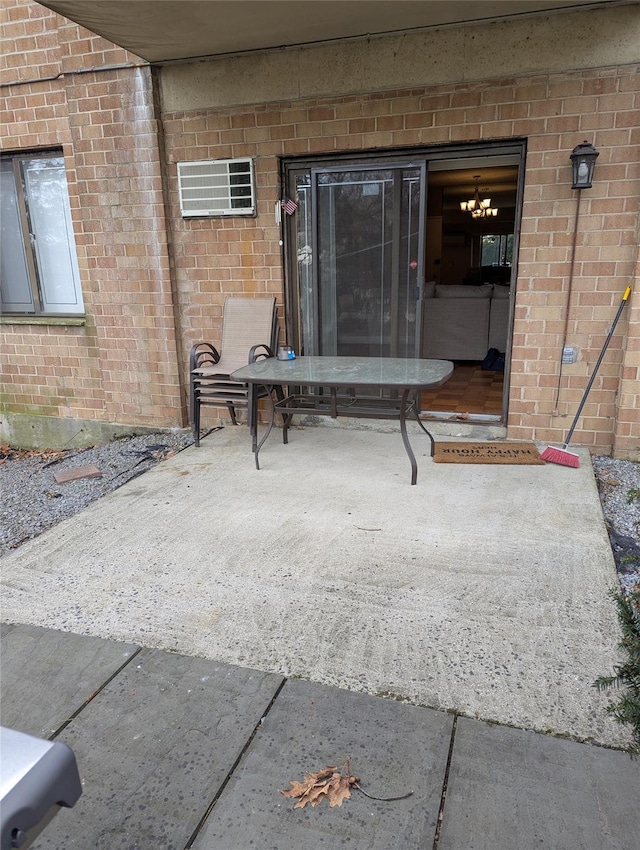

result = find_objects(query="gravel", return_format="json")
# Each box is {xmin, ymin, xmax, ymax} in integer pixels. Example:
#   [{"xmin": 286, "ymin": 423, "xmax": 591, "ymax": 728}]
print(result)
[
  {"xmin": 0, "ymin": 432, "xmax": 194, "ymax": 557},
  {"xmin": 1, "ymin": 434, "xmax": 638, "ymax": 594},
  {"xmin": 592, "ymin": 456, "xmax": 640, "ymax": 596}
]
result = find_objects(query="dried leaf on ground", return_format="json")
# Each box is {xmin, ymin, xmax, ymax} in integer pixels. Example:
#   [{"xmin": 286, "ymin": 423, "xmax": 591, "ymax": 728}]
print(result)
[
  {"xmin": 282, "ymin": 757, "xmax": 414, "ymax": 810},
  {"xmin": 0, "ymin": 443, "xmax": 69, "ymax": 463},
  {"xmin": 324, "ymin": 772, "xmax": 354, "ymax": 808},
  {"xmin": 281, "ymin": 766, "xmax": 335, "ymax": 801},
  {"xmin": 282, "ymin": 761, "xmax": 358, "ymax": 809}
]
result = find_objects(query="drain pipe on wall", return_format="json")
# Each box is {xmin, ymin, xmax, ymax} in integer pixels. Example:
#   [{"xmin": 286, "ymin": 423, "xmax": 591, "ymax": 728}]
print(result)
[
  {"xmin": 552, "ymin": 140, "xmax": 600, "ymax": 416},
  {"xmin": 552, "ymin": 188, "xmax": 582, "ymax": 416}
]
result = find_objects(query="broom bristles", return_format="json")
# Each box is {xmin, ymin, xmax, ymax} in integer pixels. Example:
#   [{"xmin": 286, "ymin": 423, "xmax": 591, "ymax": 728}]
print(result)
[{"xmin": 539, "ymin": 445, "xmax": 580, "ymax": 467}]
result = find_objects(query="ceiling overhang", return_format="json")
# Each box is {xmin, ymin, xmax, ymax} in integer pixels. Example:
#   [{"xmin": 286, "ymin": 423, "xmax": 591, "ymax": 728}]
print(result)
[{"xmin": 38, "ymin": 0, "xmax": 611, "ymax": 63}]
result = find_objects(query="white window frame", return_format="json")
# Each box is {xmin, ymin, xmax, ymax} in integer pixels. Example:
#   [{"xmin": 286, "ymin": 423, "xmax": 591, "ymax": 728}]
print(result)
[
  {"xmin": 177, "ymin": 158, "xmax": 256, "ymax": 217},
  {"xmin": 0, "ymin": 151, "xmax": 84, "ymax": 316}
]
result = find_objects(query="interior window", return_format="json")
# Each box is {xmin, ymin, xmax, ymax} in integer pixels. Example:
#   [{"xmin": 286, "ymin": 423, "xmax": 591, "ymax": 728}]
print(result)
[
  {"xmin": 0, "ymin": 152, "xmax": 84, "ymax": 315},
  {"xmin": 481, "ymin": 233, "xmax": 513, "ymax": 267}
]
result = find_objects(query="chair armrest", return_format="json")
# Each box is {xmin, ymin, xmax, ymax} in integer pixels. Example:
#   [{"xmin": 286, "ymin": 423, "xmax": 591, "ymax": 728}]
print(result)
[
  {"xmin": 190, "ymin": 342, "xmax": 221, "ymax": 372},
  {"xmin": 248, "ymin": 344, "xmax": 274, "ymax": 364}
]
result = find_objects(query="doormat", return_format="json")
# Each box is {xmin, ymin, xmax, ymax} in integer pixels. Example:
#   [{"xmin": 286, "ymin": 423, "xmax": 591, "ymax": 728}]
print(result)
[{"xmin": 432, "ymin": 441, "xmax": 545, "ymax": 464}]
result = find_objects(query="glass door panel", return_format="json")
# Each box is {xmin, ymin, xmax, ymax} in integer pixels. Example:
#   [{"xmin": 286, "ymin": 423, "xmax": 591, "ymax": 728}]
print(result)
[{"xmin": 294, "ymin": 163, "xmax": 425, "ymax": 358}]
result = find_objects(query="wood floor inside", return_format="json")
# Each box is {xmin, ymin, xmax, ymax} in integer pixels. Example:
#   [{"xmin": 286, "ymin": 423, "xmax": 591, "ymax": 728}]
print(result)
[{"xmin": 421, "ymin": 363, "xmax": 504, "ymax": 417}]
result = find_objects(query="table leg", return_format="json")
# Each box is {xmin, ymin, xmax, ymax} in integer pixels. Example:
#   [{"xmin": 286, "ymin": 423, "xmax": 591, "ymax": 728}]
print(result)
[
  {"xmin": 281, "ymin": 394, "xmax": 293, "ymax": 444},
  {"xmin": 399, "ymin": 388, "xmax": 418, "ymax": 485},
  {"xmin": 412, "ymin": 390, "xmax": 435, "ymax": 456},
  {"xmin": 247, "ymin": 384, "xmax": 258, "ymax": 453},
  {"xmin": 254, "ymin": 383, "xmax": 277, "ymax": 470}
]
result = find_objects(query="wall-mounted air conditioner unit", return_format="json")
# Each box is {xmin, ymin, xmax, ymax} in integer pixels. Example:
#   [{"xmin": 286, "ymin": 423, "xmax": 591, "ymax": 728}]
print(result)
[{"xmin": 177, "ymin": 158, "xmax": 255, "ymax": 217}]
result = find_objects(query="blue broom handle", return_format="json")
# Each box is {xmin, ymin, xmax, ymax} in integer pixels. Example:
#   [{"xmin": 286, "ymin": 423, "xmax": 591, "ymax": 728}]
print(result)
[{"xmin": 562, "ymin": 287, "xmax": 632, "ymax": 449}]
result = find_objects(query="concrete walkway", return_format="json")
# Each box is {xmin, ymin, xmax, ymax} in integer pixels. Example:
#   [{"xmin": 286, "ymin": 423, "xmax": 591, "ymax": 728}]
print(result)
[
  {"xmin": 0, "ymin": 424, "xmax": 625, "ymax": 745},
  {"xmin": 2, "ymin": 622, "xmax": 639, "ymax": 849},
  {"xmin": 2, "ymin": 424, "xmax": 639, "ymax": 847}
]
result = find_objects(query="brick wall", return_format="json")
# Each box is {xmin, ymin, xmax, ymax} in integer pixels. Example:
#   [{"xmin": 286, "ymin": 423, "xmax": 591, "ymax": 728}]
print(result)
[
  {"xmin": 2, "ymin": 0, "xmax": 638, "ymax": 456},
  {"xmin": 1, "ymin": 0, "xmax": 185, "ymax": 442},
  {"xmin": 162, "ymin": 67, "xmax": 639, "ymax": 457}
]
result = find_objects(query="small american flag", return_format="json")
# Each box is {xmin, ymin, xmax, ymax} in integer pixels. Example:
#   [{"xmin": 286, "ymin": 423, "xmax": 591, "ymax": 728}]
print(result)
[{"xmin": 281, "ymin": 196, "xmax": 298, "ymax": 216}]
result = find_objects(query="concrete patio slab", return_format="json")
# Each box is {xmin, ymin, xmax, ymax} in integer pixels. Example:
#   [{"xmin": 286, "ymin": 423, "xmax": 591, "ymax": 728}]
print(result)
[
  {"xmin": 192, "ymin": 678, "xmax": 452, "ymax": 850},
  {"xmin": 1, "ymin": 624, "xmax": 638, "ymax": 849},
  {"xmin": 22, "ymin": 646, "xmax": 283, "ymax": 850},
  {"xmin": 0, "ymin": 623, "xmax": 138, "ymax": 738},
  {"xmin": 0, "ymin": 424, "xmax": 624, "ymax": 745},
  {"xmin": 438, "ymin": 717, "xmax": 640, "ymax": 850}
]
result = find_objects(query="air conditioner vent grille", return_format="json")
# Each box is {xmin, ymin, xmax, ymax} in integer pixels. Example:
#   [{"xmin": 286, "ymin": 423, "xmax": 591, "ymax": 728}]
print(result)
[{"xmin": 177, "ymin": 158, "xmax": 255, "ymax": 217}]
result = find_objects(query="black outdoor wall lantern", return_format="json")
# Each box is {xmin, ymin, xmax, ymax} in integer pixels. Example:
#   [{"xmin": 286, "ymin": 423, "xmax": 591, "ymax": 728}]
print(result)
[{"xmin": 570, "ymin": 140, "xmax": 599, "ymax": 189}]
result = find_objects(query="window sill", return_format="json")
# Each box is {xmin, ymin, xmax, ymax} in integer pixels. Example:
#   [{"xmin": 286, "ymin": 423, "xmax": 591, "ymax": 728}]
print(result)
[{"xmin": 0, "ymin": 316, "xmax": 86, "ymax": 327}]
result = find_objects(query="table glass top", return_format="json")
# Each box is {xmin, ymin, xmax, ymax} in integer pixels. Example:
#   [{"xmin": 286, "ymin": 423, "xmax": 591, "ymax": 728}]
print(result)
[{"xmin": 231, "ymin": 356, "xmax": 453, "ymax": 389}]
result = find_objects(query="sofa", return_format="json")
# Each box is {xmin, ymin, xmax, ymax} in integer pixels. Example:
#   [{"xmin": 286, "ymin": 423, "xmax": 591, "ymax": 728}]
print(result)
[{"xmin": 422, "ymin": 282, "xmax": 510, "ymax": 361}]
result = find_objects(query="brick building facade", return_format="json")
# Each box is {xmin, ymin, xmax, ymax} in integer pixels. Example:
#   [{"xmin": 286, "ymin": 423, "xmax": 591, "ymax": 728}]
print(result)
[{"xmin": 1, "ymin": 0, "xmax": 639, "ymax": 458}]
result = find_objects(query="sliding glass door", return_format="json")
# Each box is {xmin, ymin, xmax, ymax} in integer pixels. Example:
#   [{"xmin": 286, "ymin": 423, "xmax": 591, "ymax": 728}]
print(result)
[{"xmin": 292, "ymin": 162, "xmax": 426, "ymax": 358}]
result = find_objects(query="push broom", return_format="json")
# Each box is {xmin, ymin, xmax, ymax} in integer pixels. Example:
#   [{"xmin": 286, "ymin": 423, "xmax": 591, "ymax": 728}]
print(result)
[{"xmin": 540, "ymin": 285, "xmax": 632, "ymax": 467}]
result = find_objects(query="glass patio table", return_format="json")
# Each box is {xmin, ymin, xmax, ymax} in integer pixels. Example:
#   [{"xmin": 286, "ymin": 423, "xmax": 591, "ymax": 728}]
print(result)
[{"xmin": 231, "ymin": 355, "xmax": 453, "ymax": 485}]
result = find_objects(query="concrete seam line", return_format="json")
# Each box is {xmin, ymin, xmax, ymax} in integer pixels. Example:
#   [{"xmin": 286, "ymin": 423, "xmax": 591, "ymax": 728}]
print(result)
[
  {"xmin": 183, "ymin": 676, "xmax": 288, "ymax": 850},
  {"xmin": 432, "ymin": 714, "xmax": 458, "ymax": 850},
  {"xmin": 49, "ymin": 645, "xmax": 145, "ymax": 741}
]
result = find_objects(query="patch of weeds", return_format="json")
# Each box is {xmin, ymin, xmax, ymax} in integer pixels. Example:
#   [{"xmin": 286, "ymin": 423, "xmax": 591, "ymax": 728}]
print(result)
[
  {"xmin": 627, "ymin": 489, "xmax": 640, "ymax": 536},
  {"xmin": 620, "ymin": 554, "xmax": 640, "ymax": 572},
  {"xmin": 375, "ymin": 690, "xmax": 411, "ymax": 704},
  {"xmin": 594, "ymin": 588, "xmax": 640, "ymax": 757}
]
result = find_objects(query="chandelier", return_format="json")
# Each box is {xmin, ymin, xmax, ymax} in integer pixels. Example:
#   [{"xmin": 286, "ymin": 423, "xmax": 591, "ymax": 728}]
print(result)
[{"xmin": 460, "ymin": 176, "xmax": 498, "ymax": 218}]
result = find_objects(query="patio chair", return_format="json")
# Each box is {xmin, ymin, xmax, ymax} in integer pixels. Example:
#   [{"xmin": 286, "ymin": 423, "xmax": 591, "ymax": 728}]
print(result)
[{"xmin": 190, "ymin": 296, "xmax": 278, "ymax": 446}]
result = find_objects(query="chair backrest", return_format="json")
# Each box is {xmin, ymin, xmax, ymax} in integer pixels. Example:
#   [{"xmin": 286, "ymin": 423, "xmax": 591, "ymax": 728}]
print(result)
[{"xmin": 219, "ymin": 297, "xmax": 277, "ymax": 372}]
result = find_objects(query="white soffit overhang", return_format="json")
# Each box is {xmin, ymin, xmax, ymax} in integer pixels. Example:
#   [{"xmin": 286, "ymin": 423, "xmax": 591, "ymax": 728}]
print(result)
[{"xmin": 38, "ymin": 0, "xmax": 615, "ymax": 63}]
